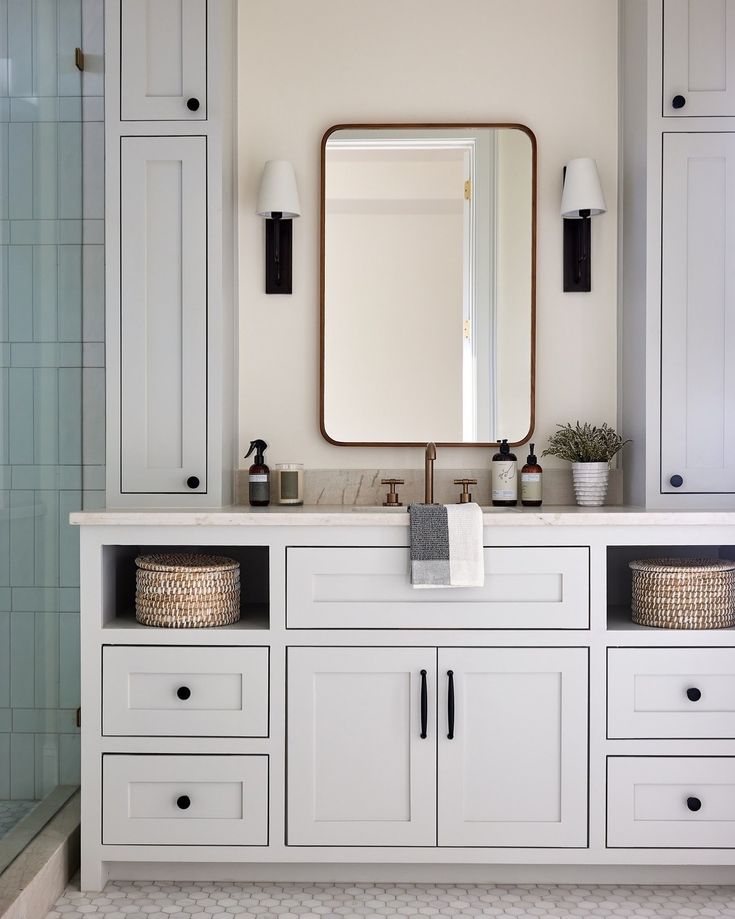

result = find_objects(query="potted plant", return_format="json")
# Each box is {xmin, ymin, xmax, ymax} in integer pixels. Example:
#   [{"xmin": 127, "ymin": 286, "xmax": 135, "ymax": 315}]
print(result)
[{"xmin": 542, "ymin": 422, "xmax": 630, "ymax": 507}]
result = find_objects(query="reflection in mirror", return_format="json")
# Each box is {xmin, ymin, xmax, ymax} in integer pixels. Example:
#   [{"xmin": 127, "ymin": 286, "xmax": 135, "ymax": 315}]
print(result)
[{"xmin": 321, "ymin": 125, "xmax": 535, "ymax": 446}]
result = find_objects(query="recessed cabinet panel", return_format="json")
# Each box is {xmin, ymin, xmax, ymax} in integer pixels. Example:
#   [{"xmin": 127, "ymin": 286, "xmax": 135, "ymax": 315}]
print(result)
[
  {"xmin": 102, "ymin": 754, "xmax": 268, "ymax": 846},
  {"xmin": 663, "ymin": 0, "xmax": 735, "ymax": 116},
  {"xmin": 608, "ymin": 757, "xmax": 735, "ymax": 848},
  {"xmin": 287, "ymin": 647, "xmax": 436, "ymax": 846},
  {"xmin": 120, "ymin": 136, "xmax": 207, "ymax": 494},
  {"xmin": 102, "ymin": 646, "xmax": 269, "ymax": 737},
  {"xmin": 121, "ymin": 0, "xmax": 207, "ymax": 120},
  {"xmin": 608, "ymin": 648, "xmax": 735, "ymax": 738},
  {"xmin": 437, "ymin": 648, "xmax": 588, "ymax": 847},
  {"xmin": 286, "ymin": 547, "xmax": 589, "ymax": 629},
  {"xmin": 661, "ymin": 132, "xmax": 735, "ymax": 494}
]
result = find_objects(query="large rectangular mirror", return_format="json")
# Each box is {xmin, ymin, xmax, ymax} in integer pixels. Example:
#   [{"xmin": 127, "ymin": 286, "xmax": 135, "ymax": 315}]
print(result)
[{"xmin": 320, "ymin": 123, "xmax": 536, "ymax": 446}]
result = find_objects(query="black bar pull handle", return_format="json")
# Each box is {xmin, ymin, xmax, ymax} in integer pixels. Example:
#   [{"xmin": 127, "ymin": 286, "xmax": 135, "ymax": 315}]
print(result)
[
  {"xmin": 447, "ymin": 670, "xmax": 455, "ymax": 740},
  {"xmin": 420, "ymin": 669, "xmax": 428, "ymax": 739}
]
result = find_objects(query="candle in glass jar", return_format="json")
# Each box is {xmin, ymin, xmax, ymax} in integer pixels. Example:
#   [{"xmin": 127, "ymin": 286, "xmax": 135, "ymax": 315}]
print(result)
[{"xmin": 276, "ymin": 464, "xmax": 304, "ymax": 505}]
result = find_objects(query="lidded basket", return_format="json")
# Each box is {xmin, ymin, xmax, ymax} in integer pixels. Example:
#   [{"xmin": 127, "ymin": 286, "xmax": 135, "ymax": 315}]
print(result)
[
  {"xmin": 629, "ymin": 557, "xmax": 735, "ymax": 630},
  {"xmin": 135, "ymin": 553, "xmax": 240, "ymax": 628}
]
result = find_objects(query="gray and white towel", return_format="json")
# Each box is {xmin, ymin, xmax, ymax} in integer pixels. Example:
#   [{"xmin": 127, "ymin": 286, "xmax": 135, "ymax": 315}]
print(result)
[{"xmin": 409, "ymin": 502, "xmax": 484, "ymax": 588}]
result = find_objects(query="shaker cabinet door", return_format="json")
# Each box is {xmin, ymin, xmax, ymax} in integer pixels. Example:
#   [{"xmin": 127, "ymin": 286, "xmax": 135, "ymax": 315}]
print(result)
[
  {"xmin": 121, "ymin": 0, "xmax": 207, "ymax": 121},
  {"xmin": 663, "ymin": 0, "xmax": 735, "ymax": 116},
  {"xmin": 437, "ymin": 647, "xmax": 588, "ymax": 847},
  {"xmin": 661, "ymin": 133, "xmax": 735, "ymax": 494},
  {"xmin": 287, "ymin": 647, "xmax": 436, "ymax": 847},
  {"xmin": 120, "ymin": 136, "xmax": 207, "ymax": 494}
]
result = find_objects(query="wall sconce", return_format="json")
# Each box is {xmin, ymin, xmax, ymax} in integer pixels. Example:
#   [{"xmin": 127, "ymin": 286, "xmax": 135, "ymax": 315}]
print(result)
[
  {"xmin": 561, "ymin": 157, "xmax": 606, "ymax": 292},
  {"xmin": 256, "ymin": 160, "xmax": 301, "ymax": 294}
]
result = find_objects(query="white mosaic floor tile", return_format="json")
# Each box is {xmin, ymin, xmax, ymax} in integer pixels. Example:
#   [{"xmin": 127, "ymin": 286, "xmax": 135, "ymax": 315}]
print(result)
[
  {"xmin": 0, "ymin": 798, "xmax": 37, "ymax": 838},
  {"xmin": 44, "ymin": 880, "xmax": 735, "ymax": 919}
]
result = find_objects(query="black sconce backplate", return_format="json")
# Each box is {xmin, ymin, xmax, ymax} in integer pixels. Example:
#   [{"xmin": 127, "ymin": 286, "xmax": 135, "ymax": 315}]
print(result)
[{"xmin": 264, "ymin": 217, "xmax": 293, "ymax": 294}]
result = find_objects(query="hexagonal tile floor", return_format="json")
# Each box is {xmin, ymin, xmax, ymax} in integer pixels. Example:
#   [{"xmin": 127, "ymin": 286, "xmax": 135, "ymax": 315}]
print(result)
[{"xmin": 45, "ymin": 880, "xmax": 735, "ymax": 918}]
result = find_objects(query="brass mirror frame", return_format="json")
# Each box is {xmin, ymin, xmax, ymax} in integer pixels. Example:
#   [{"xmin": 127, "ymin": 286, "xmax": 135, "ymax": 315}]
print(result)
[{"xmin": 319, "ymin": 122, "xmax": 537, "ymax": 448}]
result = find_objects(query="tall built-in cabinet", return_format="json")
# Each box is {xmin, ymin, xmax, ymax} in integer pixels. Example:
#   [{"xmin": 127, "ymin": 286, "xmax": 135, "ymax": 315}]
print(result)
[
  {"xmin": 621, "ymin": 0, "xmax": 735, "ymax": 507},
  {"xmin": 105, "ymin": 0, "xmax": 236, "ymax": 506}
]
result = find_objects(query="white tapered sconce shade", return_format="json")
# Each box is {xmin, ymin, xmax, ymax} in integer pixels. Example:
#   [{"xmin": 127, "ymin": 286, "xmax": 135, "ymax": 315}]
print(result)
[
  {"xmin": 256, "ymin": 160, "xmax": 301, "ymax": 294},
  {"xmin": 561, "ymin": 157, "xmax": 606, "ymax": 292}
]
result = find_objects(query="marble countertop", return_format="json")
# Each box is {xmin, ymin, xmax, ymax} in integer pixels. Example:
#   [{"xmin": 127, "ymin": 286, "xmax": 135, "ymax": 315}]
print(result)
[{"xmin": 69, "ymin": 505, "xmax": 735, "ymax": 527}]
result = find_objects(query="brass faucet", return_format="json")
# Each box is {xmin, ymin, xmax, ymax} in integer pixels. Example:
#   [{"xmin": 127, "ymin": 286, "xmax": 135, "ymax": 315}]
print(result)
[{"xmin": 424, "ymin": 442, "xmax": 437, "ymax": 504}]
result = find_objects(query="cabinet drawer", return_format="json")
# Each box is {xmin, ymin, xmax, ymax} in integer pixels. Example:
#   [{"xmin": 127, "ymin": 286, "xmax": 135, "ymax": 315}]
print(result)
[
  {"xmin": 102, "ymin": 755, "xmax": 268, "ymax": 846},
  {"xmin": 608, "ymin": 649, "xmax": 735, "ymax": 738},
  {"xmin": 102, "ymin": 646, "xmax": 269, "ymax": 737},
  {"xmin": 286, "ymin": 547, "xmax": 589, "ymax": 629},
  {"xmin": 607, "ymin": 757, "xmax": 735, "ymax": 848}
]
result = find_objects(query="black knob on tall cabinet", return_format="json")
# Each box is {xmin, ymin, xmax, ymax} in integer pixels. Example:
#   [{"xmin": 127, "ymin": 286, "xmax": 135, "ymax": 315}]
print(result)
[
  {"xmin": 672, "ymin": 94, "xmax": 686, "ymax": 109},
  {"xmin": 670, "ymin": 474, "xmax": 684, "ymax": 488},
  {"xmin": 686, "ymin": 796, "xmax": 702, "ymax": 812},
  {"xmin": 177, "ymin": 686, "xmax": 191, "ymax": 701},
  {"xmin": 686, "ymin": 687, "xmax": 702, "ymax": 702},
  {"xmin": 176, "ymin": 795, "xmax": 191, "ymax": 810},
  {"xmin": 186, "ymin": 97, "xmax": 200, "ymax": 111},
  {"xmin": 186, "ymin": 476, "xmax": 200, "ymax": 489}
]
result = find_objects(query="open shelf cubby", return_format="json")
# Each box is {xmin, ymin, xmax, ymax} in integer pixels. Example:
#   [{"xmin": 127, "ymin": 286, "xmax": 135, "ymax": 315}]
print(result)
[
  {"xmin": 606, "ymin": 544, "xmax": 735, "ymax": 632},
  {"xmin": 100, "ymin": 544, "xmax": 270, "ymax": 630}
]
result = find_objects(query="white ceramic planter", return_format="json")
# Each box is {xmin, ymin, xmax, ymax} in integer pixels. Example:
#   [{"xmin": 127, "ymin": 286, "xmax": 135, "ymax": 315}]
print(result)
[{"xmin": 572, "ymin": 462, "xmax": 609, "ymax": 506}]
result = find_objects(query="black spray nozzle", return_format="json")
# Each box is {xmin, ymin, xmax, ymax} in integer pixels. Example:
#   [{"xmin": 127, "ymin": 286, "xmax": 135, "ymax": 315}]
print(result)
[{"xmin": 245, "ymin": 439, "xmax": 268, "ymax": 464}]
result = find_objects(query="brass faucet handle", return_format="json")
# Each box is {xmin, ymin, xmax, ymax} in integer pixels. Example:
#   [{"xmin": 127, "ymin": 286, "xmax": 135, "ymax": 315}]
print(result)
[
  {"xmin": 453, "ymin": 478, "xmax": 478, "ymax": 504},
  {"xmin": 381, "ymin": 478, "xmax": 404, "ymax": 507}
]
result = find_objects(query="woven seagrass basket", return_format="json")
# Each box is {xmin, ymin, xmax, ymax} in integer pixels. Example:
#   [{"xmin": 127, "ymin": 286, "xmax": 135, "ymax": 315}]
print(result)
[
  {"xmin": 629, "ymin": 557, "xmax": 735, "ymax": 629},
  {"xmin": 135, "ymin": 553, "xmax": 240, "ymax": 628}
]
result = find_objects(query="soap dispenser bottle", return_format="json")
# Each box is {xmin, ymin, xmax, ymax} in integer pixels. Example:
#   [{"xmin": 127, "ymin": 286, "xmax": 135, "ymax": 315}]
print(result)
[
  {"xmin": 521, "ymin": 443, "xmax": 543, "ymax": 507},
  {"xmin": 245, "ymin": 439, "xmax": 270, "ymax": 507},
  {"xmin": 491, "ymin": 439, "xmax": 518, "ymax": 507}
]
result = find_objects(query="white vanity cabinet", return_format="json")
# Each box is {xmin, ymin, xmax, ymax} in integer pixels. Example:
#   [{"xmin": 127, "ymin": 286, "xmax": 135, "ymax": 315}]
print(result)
[
  {"xmin": 121, "ymin": 0, "xmax": 207, "ymax": 121},
  {"xmin": 663, "ymin": 0, "xmax": 735, "ymax": 117},
  {"xmin": 287, "ymin": 645, "xmax": 588, "ymax": 848}
]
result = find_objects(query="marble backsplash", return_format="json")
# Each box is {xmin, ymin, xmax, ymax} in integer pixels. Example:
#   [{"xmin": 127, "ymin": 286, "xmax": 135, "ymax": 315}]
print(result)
[{"xmin": 235, "ymin": 467, "xmax": 623, "ymax": 507}]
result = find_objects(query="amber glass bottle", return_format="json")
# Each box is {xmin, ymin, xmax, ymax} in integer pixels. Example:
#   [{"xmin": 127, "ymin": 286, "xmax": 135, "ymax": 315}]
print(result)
[
  {"xmin": 245, "ymin": 439, "xmax": 270, "ymax": 506},
  {"xmin": 521, "ymin": 443, "xmax": 543, "ymax": 507}
]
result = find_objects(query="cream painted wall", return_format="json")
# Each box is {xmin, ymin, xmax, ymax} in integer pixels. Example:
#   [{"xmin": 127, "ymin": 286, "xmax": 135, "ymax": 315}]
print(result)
[{"xmin": 237, "ymin": 0, "xmax": 618, "ymax": 471}]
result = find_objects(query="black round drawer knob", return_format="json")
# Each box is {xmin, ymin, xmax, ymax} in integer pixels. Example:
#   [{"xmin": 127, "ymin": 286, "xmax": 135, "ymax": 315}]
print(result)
[
  {"xmin": 670, "ymin": 474, "xmax": 684, "ymax": 488},
  {"xmin": 686, "ymin": 687, "xmax": 702, "ymax": 702},
  {"xmin": 176, "ymin": 795, "xmax": 191, "ymax": 810},
  {"xmin": 186, "ymin": 97, "xmax": 200, "ymax": 112},
  {"xmin": 176, "ymin": 686, "xmax": 191, "ymax": 701},
  {"xmin": 672, "ymin": 94, "xmax": 687, "ymax": 109},
  {"xmin": 186, "ymin": 476, "xmax": 200, "ymax": 489},
  {"xmin": 686, "ymin": 796, "xmax": 702, "ymax": 812}
]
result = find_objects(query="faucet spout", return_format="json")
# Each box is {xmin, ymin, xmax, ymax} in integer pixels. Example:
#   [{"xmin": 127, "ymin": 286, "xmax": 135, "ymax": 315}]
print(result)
[{"xmin": 424, "ymin": 442, "xmax": 437, "ymax": 504}]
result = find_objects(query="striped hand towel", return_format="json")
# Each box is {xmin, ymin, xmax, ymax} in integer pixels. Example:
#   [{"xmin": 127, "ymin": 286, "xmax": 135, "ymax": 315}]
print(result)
[{"xmin": 409, "ymin": 503, "xmax": 484, "ymax": 588}]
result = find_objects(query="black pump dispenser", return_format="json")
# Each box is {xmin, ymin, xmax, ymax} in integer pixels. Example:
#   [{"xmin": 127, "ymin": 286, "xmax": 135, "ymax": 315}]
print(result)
[
  {"xmin": 526, "ymin": 444, "xmax": 538, "ymax": 465},
  {"xmin": 245, "ymin": 439, "xmax": 270, "ymax": 506}
]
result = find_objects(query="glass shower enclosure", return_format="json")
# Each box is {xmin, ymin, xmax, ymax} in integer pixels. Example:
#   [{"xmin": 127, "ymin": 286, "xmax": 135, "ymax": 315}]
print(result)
[{"xmin": 0, "ymin": 0, "xmax": 104, "ymax": 874}]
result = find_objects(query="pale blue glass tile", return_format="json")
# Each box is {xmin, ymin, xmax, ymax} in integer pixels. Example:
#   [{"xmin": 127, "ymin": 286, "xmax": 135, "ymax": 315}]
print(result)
[
  {"xmin": 0, "ymin": 344, "xmax": 8, "ymax": 366},
  {"xmin": 9, "ymin": 491, "xmax": 35, "ymax": 585},
  {"xmin": 58, "ymin": 588, "xmax": 78, "ymax": 612},
  {"xmin": 33, "ymin": 122, "xmax": 58, "ymax": 220},
  {"xmin": 81, "ymin": 489, "xmax": 104, "ymax": 511},
  {"xmin": 7, "ymin": 0, "xmax": 32, "ymax": 98},
  {"xmin": 10, "ymin": 219, "xmax": 59, "ymax": 245},
  {"xmin": 82, "ymin": 122, "xmax": 103, "ymax": 219},
  {"xmin": 10, "ymin": 97, "xmax": 59, "ymax": 122},
  {"xmin": 82, "ymin": 342, "xmax": 103, "ymax": 367},
  {"xmin": 80, "ymin": 219, "xmax": 102, "ymax": 244},
  {"xmin": 12, "ymin": 709, "xmax": 58, "ymax": 733},
  {"xmin": 11, "ymin": 342, "xmax": 82, "ymax": 368},
  {"xmin": 59, "ymin": 733, "xmax": 79, "ymax": 785},
  {"xmin": 8, "ymin": 370, "xmax": 34, "ymax": 463},
  {"xmin": 0, "ymin": 733, "xmax": 9, "ymax": 799},
  {"xmin": 9, "ymin": 610, "xmax": 33, "ymax": 707},
  {"xmin": 34, "ymin": 611, "xmax": 59, "ymax": 708},
  {"xmin": 33, "ymin": 245, "xmax": 58, "ymax": 342},
  {"xmin": 0, "ymin": 711, "xmax": 10, "ymax": 732},
  {"xmin": 0, "ymin": 588, "xmax": 11, "ymax": 610},
  {"xmin": 0, "ymin": 611, "xmax": 8, "ymax": 707},
  {"xmin": 0, "ymin": 100, "xmax": 8, "ymax": 123},
  {"xmin": 34, "ymin": 491, "xmax": 59, "ymax": 586},
  {"xmin": 82, "ymin": 245, "xmax": 103, "ymax": 342},
  {"xmin": 81, "ymin": 97, "xmax": 103, "ymax": 122},
  {"xmin": 8, "ymin": 245, "xmax": 33, "ymax": 340},
  {"xmin": 0, "ymin": 469, "xmax": 9, "ymax": 489},
  {"xmin": 0, "ymin": 246, "xmax": 9, "ymax": 340},
  {"xmin": 58, "ymin": 613, "xmax": 79, "ymax": 709},
  {"xmin": 0, "ymin": 489, "xmax": 10, "ymax": 585},
  {"xmin": 82, "ymin": 367, "xmax": 104, "ymax": 465},
  {"xmin": 12, "ymin": 466, "xmax": 82, "ymax": 490},
  {"xmin": 58, "ymin": 0, "xmax": 81, "ymax": 97},
  {"xmin": 0, "ymin": 0, "xmax": 8, "ymax": 100},
  {"xmin": 55, "ymin": 220, "xmax": 82, "ymax": 244},
  {"xmin": 57, "ymin": 709, "xmax": 78, "ymax": 733},
  {"xmin": 33, "ymin": 368, "xmax": 59, "ymax": 464},
  {"xmin": 0, "ymin": 222, "xmax": 7, "ymax": 244},
  {"xmin": 33, "ymin": 0, "xmax": 58, "ymax": 97},
  {"xmin": 81, "ymin": 466, "xmax": 103, "ymax": 490},
  {"xmin": 58, "ymin": 97, "xmax": 82, "ymax": 122},
  {"xmin": 0, "ymin": 371, "xmax": 6, "ymax": 469},
  {"xmin": 34, "ymin": 732, "xmax": 58, "ymax": 798},
  {"xmin": 81, "ymin": 0, "xmax": 104, "ymax": 98},
  {"xmin": 8, "ymin": 124, "xmax": 32, "ymax": 219},
  {"xmin": 58, "ymin": 467, "xmax": 82, "ymax": 489},
  {"xmin": 57, "ymin": 367, "xmax": 81, "ymax": 465},
  {"xmin": 10, "ymin": 732, "xmax": 35, "ymax": 798},
  {"xmin": 57, "ymin": 245, "xmax": 82, "ymax": 342},
  {"xmin": 0, "ymin": 125, "xmax": 8, "ymax": 222},
  {"xmin": 57, "ymin": 122, "xmax": 82, "ymax": 220},
  {"xmin": 58, "ymin": 491, "xmax": 80, "ymax": 588},
  {"xmin": 11, "ymin": 587, "xmax": 55, "ymax": 611}
]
